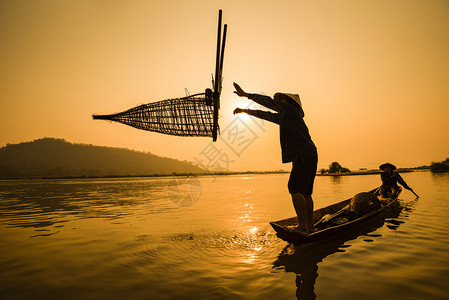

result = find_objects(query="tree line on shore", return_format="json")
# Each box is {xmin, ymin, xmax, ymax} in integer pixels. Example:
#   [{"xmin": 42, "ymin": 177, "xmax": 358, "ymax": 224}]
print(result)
[
  {"xmin": 430, "ymin": 158, "xmax": 449, "ymax": 172},
  {"xmin": 320, "ymin": 159, "xmax": 449, "ymax": 174},
  {"xmin": 319, "ymin": 161, "xmax": 351, "ymax": 174},
  {"xmin": 1, "ymin": 138, "xmax": 447, "ymax": 179}
]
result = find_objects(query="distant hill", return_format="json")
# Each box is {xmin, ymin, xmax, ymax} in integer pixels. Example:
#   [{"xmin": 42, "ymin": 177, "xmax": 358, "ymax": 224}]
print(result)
[{"xmin": 0, "ymin": 138, "xmax": 205, "ymax": 178}]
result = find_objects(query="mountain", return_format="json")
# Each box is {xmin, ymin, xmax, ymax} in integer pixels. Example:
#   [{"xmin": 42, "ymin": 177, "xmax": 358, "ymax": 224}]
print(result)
[{"xmin": 0, "ymin": 138, "xmax": 204, "ymax": 178}]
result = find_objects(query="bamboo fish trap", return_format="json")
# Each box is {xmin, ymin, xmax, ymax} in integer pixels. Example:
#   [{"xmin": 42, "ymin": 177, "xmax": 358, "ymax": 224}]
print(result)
[{"xmin": 93, "ymin": 10, "xmax": 227, "ymax": 141}]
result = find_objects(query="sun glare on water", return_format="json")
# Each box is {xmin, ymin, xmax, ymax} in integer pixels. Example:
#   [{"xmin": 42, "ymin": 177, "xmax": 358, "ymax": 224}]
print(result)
[{"xmin": 249, "ymin": 226, "xmax": 258, "ymax": 234}]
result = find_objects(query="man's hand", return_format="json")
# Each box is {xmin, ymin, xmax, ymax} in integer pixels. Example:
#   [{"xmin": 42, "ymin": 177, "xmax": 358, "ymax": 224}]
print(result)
[
  {"xmin": 233, "ymin": 82, "xmax": 248, "ymax": 97},
  {"xmin": 233, "ymin": 107, "xmax": 245, "ymax": 115}
]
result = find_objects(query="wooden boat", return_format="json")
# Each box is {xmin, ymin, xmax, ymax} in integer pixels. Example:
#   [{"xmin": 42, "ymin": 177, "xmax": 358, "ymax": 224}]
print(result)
[{"xmin": 270, "ymin": 186, "xmax": 402, "ymax": 245}]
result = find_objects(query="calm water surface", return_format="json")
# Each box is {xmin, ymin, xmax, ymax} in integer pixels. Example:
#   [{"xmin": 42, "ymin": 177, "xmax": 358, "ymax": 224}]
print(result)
[{"xmin": 1, "ymin": 172, "xmax": 448, "ymax": 299}]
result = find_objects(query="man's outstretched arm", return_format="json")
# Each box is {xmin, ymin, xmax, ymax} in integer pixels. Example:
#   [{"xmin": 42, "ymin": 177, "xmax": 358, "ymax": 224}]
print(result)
[
  {"xmin": 233, "ymin": 108, "xmax": 280, "ymax": 124},
  {"xmin": 233, "ymin": 82, "xmax": 283, "ymax": 112}
]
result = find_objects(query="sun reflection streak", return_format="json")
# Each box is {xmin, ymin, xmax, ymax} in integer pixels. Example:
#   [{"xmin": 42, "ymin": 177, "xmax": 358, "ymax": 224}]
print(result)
[
  {"xmin": 249, "ymin": 226, "xmax": 258, "ymax": 234},
  {"xmin": 243, "ymin": 255, "xmax": 257, "ymax": 263},
  {"xmin": 239, "ymin": 226, "xmax": 267, "ymax": 264},
  {"xmin": 235, "ymin": 200, "xmax": 274, "ymax": 264}
]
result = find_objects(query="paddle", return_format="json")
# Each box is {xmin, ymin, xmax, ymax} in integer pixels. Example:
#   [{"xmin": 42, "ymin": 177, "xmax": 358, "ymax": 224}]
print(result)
[
  {"xmin": 408, "ymin": 187, "xmax": 419, "ymax": 199},
  {"xmin": 314, "ymin": 209, "xmax": 346, "ymax": 226}
]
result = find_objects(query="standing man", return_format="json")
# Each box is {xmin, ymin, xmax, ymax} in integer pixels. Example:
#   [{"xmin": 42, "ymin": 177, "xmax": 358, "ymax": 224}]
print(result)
[{"xmin": 233, "ymin": 83, "xmax": 318, "ymax": 236}]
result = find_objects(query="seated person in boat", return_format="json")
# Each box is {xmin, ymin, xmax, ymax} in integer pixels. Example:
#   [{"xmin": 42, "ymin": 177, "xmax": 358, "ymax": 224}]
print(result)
[{"xmin": 379, "ymin": 163, "xmax": 411, "ymax": 197}]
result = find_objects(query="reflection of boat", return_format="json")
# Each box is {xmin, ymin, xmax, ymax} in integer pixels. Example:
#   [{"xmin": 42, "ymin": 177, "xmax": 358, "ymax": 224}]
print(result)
[
  {"xmin": 270, "ymin": 186, "xmax": 402, "ymax": 245},
  {"xmin": 273, "ymin": 199, "xmax": 404, "ymax": 300},
  {"xmin": 273, "ymin": 224, "xmax": 385, "ymax": 300}
]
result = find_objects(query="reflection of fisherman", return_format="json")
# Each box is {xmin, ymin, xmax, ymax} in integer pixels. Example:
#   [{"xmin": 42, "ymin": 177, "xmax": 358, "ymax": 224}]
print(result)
[
  {"xmin": 233, "ymin": 82, "xmax": 317, "ymax": 236},
  {"xmin": 379, "ymin": 163, "xmax": 411, "ymax": 197}
]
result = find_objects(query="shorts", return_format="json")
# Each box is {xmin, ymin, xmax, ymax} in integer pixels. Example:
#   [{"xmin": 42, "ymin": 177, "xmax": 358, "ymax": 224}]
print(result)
[{"xmin": 288, "ymin": 149, "xmax": 318, "ymax": 195}]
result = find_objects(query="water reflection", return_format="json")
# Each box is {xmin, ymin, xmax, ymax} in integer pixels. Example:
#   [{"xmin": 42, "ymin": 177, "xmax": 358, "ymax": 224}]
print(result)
[
  {"xmin": 273, "ymin": 201, "xmax": 406, "ymax": 299},
  {"xmin": 330, "ymin": 175, "xmax": 342, "ymax": 184},
  {"xmin": 0, "ymin": 173, "xmax": 443, "ymax": 299},
  {"xmin": 0, "ymin": 179, "xmax": 173, "ymax": 234},
  {"xmin": 166, "ymin": 176, "xmax": 202, "ymax": 207}
]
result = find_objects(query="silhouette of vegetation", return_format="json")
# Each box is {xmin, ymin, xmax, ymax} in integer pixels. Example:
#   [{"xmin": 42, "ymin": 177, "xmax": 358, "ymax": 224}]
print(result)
[
  {"xmin": 0, "ymin": 138, "xmax": 205, "ymax": 179},
  {"xmin": 322, "ymin": 161, "xmax": 351, "ymax": 174},
  {"xmin": 430, "ymin": 158, "xmax": 449, "ymax": 172}
]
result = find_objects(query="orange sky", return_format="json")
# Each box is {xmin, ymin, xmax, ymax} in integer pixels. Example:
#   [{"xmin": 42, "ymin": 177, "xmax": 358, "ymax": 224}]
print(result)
[{"xmin": 1, "ymin": 0, "xmax": 448, "ymax": 171}]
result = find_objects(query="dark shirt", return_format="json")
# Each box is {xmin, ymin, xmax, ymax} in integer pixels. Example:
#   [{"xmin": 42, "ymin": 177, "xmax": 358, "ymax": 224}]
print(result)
[
  {"xmin": 246, "ymin": 94, "xmax": 316, "ymax": 163},
  {"xmin": 381, "ymin": 171, "xmax": 410, "ymax": 189}
]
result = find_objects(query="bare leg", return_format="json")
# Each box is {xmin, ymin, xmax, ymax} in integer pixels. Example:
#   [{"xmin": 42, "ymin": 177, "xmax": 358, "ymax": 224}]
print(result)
[
  {"xmin": 304, "ymin": 195, "xmax": 315, "ymax": 233},
  {"xmin": 291, "ymin": 192, "xmax": 309, "ymax": 236}
]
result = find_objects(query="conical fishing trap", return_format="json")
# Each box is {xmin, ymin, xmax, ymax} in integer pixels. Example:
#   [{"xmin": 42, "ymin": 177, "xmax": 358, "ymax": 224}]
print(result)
[{"xmin": 93, "ymin": 10, "xmax": 227, "ymax": 142}]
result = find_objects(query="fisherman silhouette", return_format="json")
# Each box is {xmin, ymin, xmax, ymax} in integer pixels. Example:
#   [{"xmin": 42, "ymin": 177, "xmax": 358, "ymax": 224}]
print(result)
[
  {"xmin": 379, "ymin": 163, "xmax": 413, "ymax": 198},
  {"xmin": 233, "ymin": 82, "xmax": 317, "ymax": 236}
]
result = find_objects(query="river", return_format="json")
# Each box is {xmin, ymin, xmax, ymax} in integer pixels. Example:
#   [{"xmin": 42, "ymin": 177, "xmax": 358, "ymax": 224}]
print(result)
[{"xmin": 0, "ymin": 171, "xmax": 448, "ymax": 299}]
